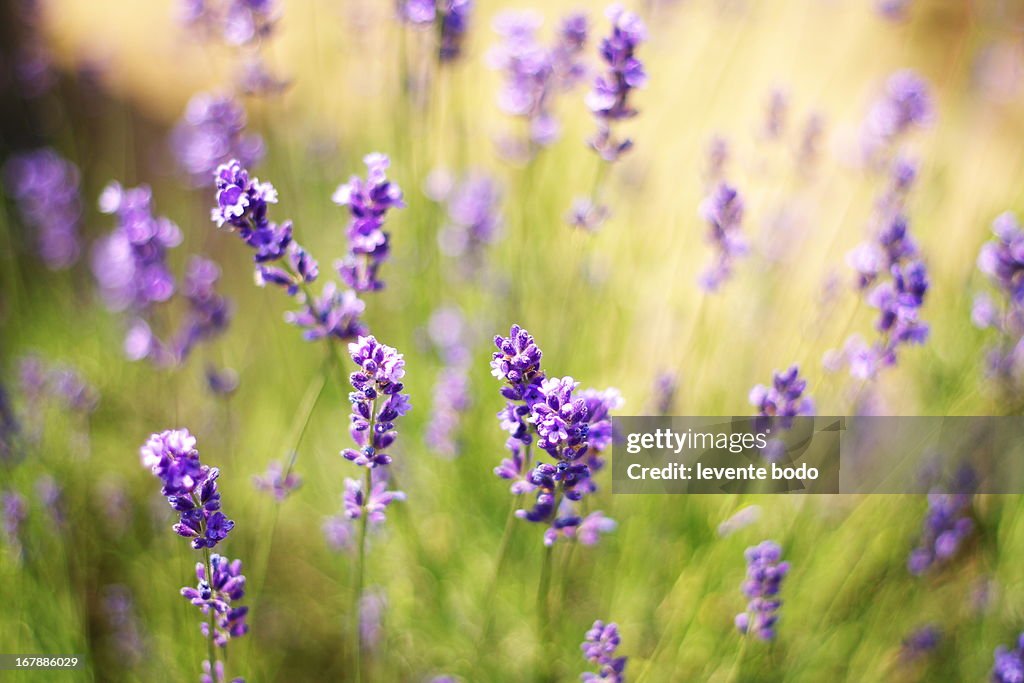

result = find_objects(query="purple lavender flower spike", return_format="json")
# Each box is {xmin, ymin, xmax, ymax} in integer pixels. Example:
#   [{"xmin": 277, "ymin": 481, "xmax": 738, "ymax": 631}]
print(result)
[
  {"xmin": 284, "ymin": 281, "xmax": 367, "ymax": 341},
  {"xmin": 397, "ymin": 0, "xmax": 436, "ymax": 25},
  {"xmin": 333, "ymin": 153, "xmax": 405, "ymax": 292},
  {"xmin": 180, "ymin": 553, "xmax": 249, "ymax": 647},
  {"xmin": 908, "ymin": 492, "xmax": 973, "ymax": 575},
  {"xmin": 342, "ymin": 477, "xmax": 406, "ymax": 524},
  {"xmin": 581, "ymin": 620, "xmax": 627, "ymax": 683},
  {"xmin": 172, "ymin": 92, "xmax": 264, "ymax": 185},
  {"xmin": 863, "ymin": 70, "xmax": 933, "ymax": 162},
  {"xmin": 901, "ymin": 624, "xmax": 940, "ymax": 660},
  {"xmin": 426, "ymin": 367, "xmax": 471, "ymax": 458},
  {"xmin": 341, "ymin": 335, "xmax": 412, "ymax": 481},
  {"xmin": 586, "ymin": 5, "xmax": 647, "ymax": 162},
  {"xmin": 699, "ymin": 183, "xmax": 747, "ymax": 291},
  {"xmin": 1, "ymin": 491, "xmax": 26, "ymax": 554},
  {"xmin": 322, "ymin": 514, "xmax": 354, "ymax": 552},
  {"xmin": 749, "ymin": 364, "xmax": 814, "ymax": 431},
  {"xmin": 735, "ymin": 540, "xmax": 789, "ymax": 640},
  {"xmin": 3, "ymin": 149, "xmax": 83, "ymax": 269},
  {"xmin": 252, "ymin": 460, "xmax": 302, "ymax": 501},
  {"xmin": 490, "ymin": 11, "xmax": 589, "ymax": 157},
  {"xmin": 93, "ymin": 182, "xmax": 182, "ymax": 313},
  {"xmin": 993, "ymin": 633, "xmax": 1024, "ymax": 683},
  {"xmin": 974, "ymin": 212, "xmax": 1024, "ymax": 392},
  {"xmin": 172, "ymin": 256, "xmax": 233, "ymax": 363},
  {"xmin": 222, "ymin": 0, "xmax": 278, "ymax": 46},
  {"xmin": 437, "ymin": 173, "xmax": 503, "ymax": 271},
  {"xmin": 762, "ymin": 87, "xmax": 789, "ymax": 140},
  {"xmin": 359, "ymin": 588, "xmax": 387, "ymax": 651},
  {"xmin": 651, "ymin": 371, "xmax": 678, "ymax": 415},
  {"xmin": 140, "ymin": 429, "xmax": 235, "ymax": 549},
  {"xmin": 438, "ymin": 0, "xmax": 473, "ymax": 62}
]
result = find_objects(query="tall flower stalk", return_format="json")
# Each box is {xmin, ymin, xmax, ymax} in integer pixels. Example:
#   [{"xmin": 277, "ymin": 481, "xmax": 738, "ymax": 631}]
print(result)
[{"xmin": 139, "ymin": 428, "xmax": 248, "ymax": 681}]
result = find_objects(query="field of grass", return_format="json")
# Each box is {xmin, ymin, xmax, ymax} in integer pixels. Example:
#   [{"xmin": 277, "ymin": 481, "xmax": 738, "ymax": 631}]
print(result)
[{"xmin": 3, "ymin": 0, "xmax": 1024, "ymax": 681}]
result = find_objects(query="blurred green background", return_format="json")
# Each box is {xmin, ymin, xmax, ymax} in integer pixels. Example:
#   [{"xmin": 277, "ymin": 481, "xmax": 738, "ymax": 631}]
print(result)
[{"xmin": 3, "ymin": 0, "xmax": 1024, "ymax": 681}]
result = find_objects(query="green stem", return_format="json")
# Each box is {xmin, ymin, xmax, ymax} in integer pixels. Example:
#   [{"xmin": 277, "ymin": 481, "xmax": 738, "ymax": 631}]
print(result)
[
  {"xmin": 353, "ymin": 396, "xmax": 377, "ymax": 683},
  {"xmin": 535, "ymin": 543, "xmax": 555, "ymax": 682},
  {"xmin": 203, "ymin": 547, "xmax": 217, "ymax": 671}
]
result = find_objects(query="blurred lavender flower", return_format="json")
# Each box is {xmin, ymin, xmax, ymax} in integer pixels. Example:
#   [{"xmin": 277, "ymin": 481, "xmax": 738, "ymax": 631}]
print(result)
[
  {"xmin": 762, "ymin": 87, "xmax": 789, "ymax": 140},
  {"xmin": 705, "ymin": 136, "xmax": 730, "ymax": 185},
  {"xmin": 173, "ymin": 257, "xmax": 233, "ymax": 362},
  {"xmin": 284, "ymin": 281, "xmax": 367, "ymax": 341},
  {"xmin": 717, "ymin": 505, "xmax": 762, "ymax": 537},
  {"xmin": 901, "ymin": 624, "xmax": 940, "ymax": 661},
  {"xmin": 171, "ymin": 93, "xmax": 264, "ymax": 185},
  {"xmin": 140, "ymin": 429, "xmax": 234, "ymax": 549},
  {"xmin": 180, "ymin": 553, "xmax": 249, "ymax": 647},
  {"xmin": 435, "ymin": 173, "xmax": 503, "ymax": 272},
  {"xmin": 93, "ymin": 182, "xmax": 181, "ymax": 315},
  {"xmin": 992, "ymin": 633, "xmax": 1024, "ymax": 683},
  {"xmin": 797, "ymin": 113, "xmax": 825, "ymax": 172},
  {"xmin": 749, "ymin": 364, "xmax": 814, "ymax": 432},
  {"xmin": 342, "ymin": 336, "xmax": 412, "ymax": 470},
  {"xmin": 359, "ymin": 588, "xmax": 387, "ymax": 651},
  {"xmin": 396, "ymin": 0, "xmax": 436, "ymax": 25},
  {"xmin": 863, "ymin": 70, "xmax": 933, "ymax": 162},
  {"xmin": 650, "ymin": 371, "xmax": 678, "ymax": 415},
  {"xmin": 35, "ymin": 475, "xmax": 65, "ymax": 527},
  {"xmin": 974, "ymin": 212, "xmax": 1024, "ymax": 393},
  {"xmin": 0, "ymin": 384, "xmax": 20, "ymax": 462},
  {"xmin": 322, "ymin": 514, "xmax": 354, "ymax": 552},
  {"xmin": 581, "ymin": 620, "xmax": 627, "ymax": 683},
  {"xmin": 699, "ymin": 183, "xmax": 747, "ymax": 291},
  {"xmin": 101, "ymin": 585, "xmax": 147, "ymax": 665},
  {"xmin": 1, "ymin": 491, "xmax": 26, "ymax": 554},
  {"xmin": 206, "ymin": 366, "xmax": 240, "ymax": 396},
  {"xmin": 908, "ymin": 492, "xmax": 973, "ymax": 575},
  {"xmin": 544, "ymin": 509, "xmax": 617, "ymax": 547},
  {"xmin": 566, "ymin": 197, "xmax": 611, "ymax": 233},
  {"xmin": 252, "ymin": 460, "xmax": 301, "ymax": 501},
  {"xmin": 439, "ymin": 0, "xmax": 473, "ymax": 62},
  {"xmin": 586, "ymin": 5, "xmax": 647, "ymax": 162},
  {"xmin": 3, "ymin": 149, "xmax": 83, "ymax": 269},
  {"xmin": 333, "ymin": 154, "xmax": 405, "ymax": 292},
  {"xmin": 342, "ymin": 475, "xmax": 406, "ymax": 524},
  {"xmin": 877, "ymin": 0, "xmax": 912, "ymax": 21},
  {"xmin": 183, "ymin": 0, "xmax": 277, "ymax": 46},
  {"xmin": 490, "ymin": 11, "xmax": 589, "ymax": 156},
  {"xmin": 426, "ymin": 367, "xmax": 471, "ymax": 458},
  {"xmin": 735, "ymin": 540, "xmax": 789, "ymax": 640}
]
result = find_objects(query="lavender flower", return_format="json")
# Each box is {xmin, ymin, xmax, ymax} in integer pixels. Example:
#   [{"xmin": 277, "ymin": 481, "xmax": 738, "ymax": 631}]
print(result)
[
  {"xmin": 566, "ymin": 198, "xmax": 611, "ymax": 233},
  {"xmin": 322, "ymin": 514, "xmax": 354, "ymax": 552},
  {"xmin": 436, "ymin": 173, "xmax": 503, "ymax": 271},
  {"xmin": 439, "ymin": 0, "xmax": 473, "ymax": 62},
  {"xmin": 749, "ymin": 365, "xmax": 814, "ymax": 432},
  {"xmin": 359, "ymin": 588, "xmax": 387, "ymax": 651},
  {"xmin": 173, "ymin": 256, "xmax": 233, "ymax": 362},
  {"xmin": 908, "ymin": 492, "xmax": 973, "ymax": 575},
  {"xmin": 185, "ymin": 0, "xmax": 277, "ymax": 46},
  {"xmin": 425, "ymin": 367, "xmax": 471, "ymax": 458},
  {"xmin": 93, "ymin": 182, "xmax": 181, "ymax": 312},
  {"xmin": 705, "ymin": 136, "xmax": 730, "ymax": 185},
  {"xmin": 3, "ymin": 149, "xmax": 83, "ymax": 269},
  {"xmin": 974, "ymin": 212, "xmax": 1024, "ymax": 393},
  {"xmin": 171, "ymin": 93, "xmax": 264, "ymax": 185},
  {"xmin": 650, "ymin": 371, "xmax": 678, "ymax": 415},
  {"xmin": 36, "ymin": 475, "xmax": 65, "ymax": 527},
  {"xmin": 490, "ymin": 11, "xmax": 589, "ymax": 155},
  {"xmin": 0, "ymin": 385, "xmax": 20, "ymax": 462},
  {"xmin": 1, "ymin": 491, "xmax": 26, "ymax": 553},
  {"xmin": 397, "ymin": 0, "xmax": 436, "ymax": 25},
  {"xmin": 140, "ymin": 429, "xmax": 234, "ymax": 549},
  {"xmin": 993, "ymin": 633, "xmax": 1024, "ymax": 683},
  {"xmin": 332, "ymin": 154, "xmax": 405, "ymax": 292},
  {"xmin": 342, "ymin": 336, "xmax": 412, "ymax": 469},
  {"xmin": 863, "ymin": 70, "xmax": 933, "ymax": 161},
  {"xmin": 699, "ymin": 183, "xmax": 747, "ymax": 291},
  {"xmin": 735, "ymin": 540, "xmax": 789, "ymax": 640},
  {"xmin": 342, "ymin": 476, "xmax": 406, "ymax": 523},
  {"xmin": 284, "ymin": 281, "xmax": 367, "ymax": 341},
  {"xmin": 580, "ymin": 620, "xmax": 627, "ymax": 683},
  {"xmin": 491, "ymin": 324, "xmax": 618, "ymax": 544},
  {"xmin": 586, "ymin": 5, "xmax": 647, "ymax": 162},
  {"xmin": 762, "ymin": 88, "xmax": 789, "ymax": 140},
  {"xmin": 206, "ymin": 366, "xmax": 240, "ymax": 397},
  {"xmin": 180, "ymin": 553, "xmax": 249, "ymax": 646},
  {"xmin": 252, "ymin": 460, "xmax": 302, "ymax": 501},
  {"xmin": 901, "ymin": 624, "xmax": 940, "ymax": 660},
  {"xmin": 101, "ymin": 585, "xmax": 147, "ymax": 665}
]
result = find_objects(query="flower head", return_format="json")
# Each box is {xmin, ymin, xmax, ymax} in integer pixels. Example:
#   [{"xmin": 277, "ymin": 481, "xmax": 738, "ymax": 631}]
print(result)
[
  {"xmin": 172, "ymin": 93, "xmax": 264, "ymax": 185},
  {"xmin": 735, "ymin": 541, "xmax": 789, "ymax": 640},
  {"xmin": 581, "ymin": 620, "xmax": 627, "ymax": 683},
  {"xmin": 180, "ymin": 554, "xmax": 249, "ymax": 647},
  {"xmin": 586, "ymin": 5, "xmax": 647, "ymax": 161},
  {"xmin": 3, "ymin": 149, "xmax": 83, "ymax": 269},
  {"xmin": 699, "ymin": 183, "xmax": 747, "ymax": 291}
]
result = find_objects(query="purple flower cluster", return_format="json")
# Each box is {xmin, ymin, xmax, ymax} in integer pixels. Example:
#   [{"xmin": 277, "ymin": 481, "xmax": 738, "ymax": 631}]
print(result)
[
  {"xmin": 171, "ymin": 92, "xmax": 264, "ymax": 185},
  {"xmin": 3, "ymin": 149, "xmax": 83, "ymax": 269},
  {"xmin": 749, "ymin": 365, "xmax": 814, "ymax": 432},
  {"xmin": 342, "ymin": 336, "xmax": 411, "ymax": 469},
  {"xmin": 140, "ymin": 429, "xmax": 235, "ymax": 549},
  {"xmin": 180, "ymin": 553, "xmax": 249, "ymax": 647},
  {"xmin": 252, "ymin": 460, "xmax": 302, "ymax": 501},
  {"xmin": 586, "ymin": 5, "xmax": 647, "ymax": 162},
  {"xmin": 172, "ymin": 257, "xmax": 233, "ymax": 362},
  {"xmin": 489, "ymin": 11, "xmax": 589, "ymax": 155},
  {"xmin": 580, "ymin": 620, "xmax": 627, "ymax": 683},
  {"xmin": 973, "ymin": 212, "xmax": 1024, "ymax": 392},
  {"xmin": 908, "ymin": 492, "xmax": 973, "ymax": 575},
  {"xmin": 396, "ymin": 0, "xmax": 473, "ymax": 63},
  {"xmin": 342, "ymin": 474, "xmax": 406, "ymax": 524},
  {"xmin": 424, "ymin": 307, "xmax": 472, "ymax": 458},
  {"xmin": 735, "ymin": 540, "xmax": 789, "ymax": 640},
  {"xmin": 332, "ymin": 154, "xmax": 405, "ymax": 292},
  {"xmin": 182, "ymin": 0, "xmax": 277, "ymax": 47},
  {"xmin": 17, "ymin": 354, "xmax": 99, "ymax": 417},
  {"xmin": 491, "ymin": 324, "xmax": 620, "ymax": 545},
  {"xmin": 699, "ymin": 183, "xmax": 748, "ymax": 291},
  {"xmin": 1, "ymin": 491, "xmax": 26, "ymax": 554},
  {"xmin": 993, "ymin": 633, "xmax": 1024, "ymax": 683},
  {"xmin": 93, "ymin": 182, "xmax": 182, "ymax": 312},
  {"xmin": 434, "ymin": 173, "xmax": 503, "ymax": 272},
  {"xmin": 863, "ymin": 70, "xmax": 933, "ymax": 162},
  {"xmin": 212, "ymin": 160, "xmax": 368, "ymax": 342},
  {"xmin": 651, "ymin": 371, "xmax": 678, "ymax": 415}
]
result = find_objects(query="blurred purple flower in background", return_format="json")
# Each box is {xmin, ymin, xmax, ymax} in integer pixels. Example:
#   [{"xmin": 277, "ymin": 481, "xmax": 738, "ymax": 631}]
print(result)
[
  {"xmin": 171, "ymin": 93, "xmax": 264, "ymax": 185},
  {"xmin": 489, "ymin": 11, "xmax": 589, "ymax": 157},
  {"xmin": 252, "ymin": 459, "xmax": 302, "ymax": 501},
  {"xmin": 359, "ymin": 588, "xmax": 387, "ymax": 651},
  {"xmin": 992, "ymin": 633, "xmax": 1024, "ymax": 683},
  {"xmin": 3, "ymin": 149, "xmax": 83, "ymax": 269},
  {"xmin": 650, "ymin": 371, "xmax": 678, "ymax": 416},
  {"xmin": 908, "ymin": 492, "xmax": 973, "ymax": 575},
  {"xmin": 434, "ymin": 173, "xmax": 503, "ymax": 273},
  {"xmin": 900, "ymin": 624, "xmax": 941, "ymax": 661},
  {"xmin": 749, "ymin": 364, "xmax": 814, "ymax": 432},
  {"xmin": 974, "ymin": 212, "xmax": 1024, "ymax": 394},
  {"xmin": 862, "ymin": 70, "xmax": 933, "ymax": 163},
  {"xmin": 1, "ymin": 491, "xmax": 26, "ymax": 556},
  {"xmin": 699, "ymin": 183, "xmax": 747, "ymax": 291},
  {"xmin": 735, "ymin": 540, "xmax": 789, "ymax": 640},
  {"xmin": 101, "ymin": 585, "xmax": 147, "ymax": 666},
  {"xmin": 580, "ymin": 620, "xmax": 627, "ymax": 683},
  {"xmin": 439, "ymin": 0, "xmax": 473, "ymax": 62}
]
